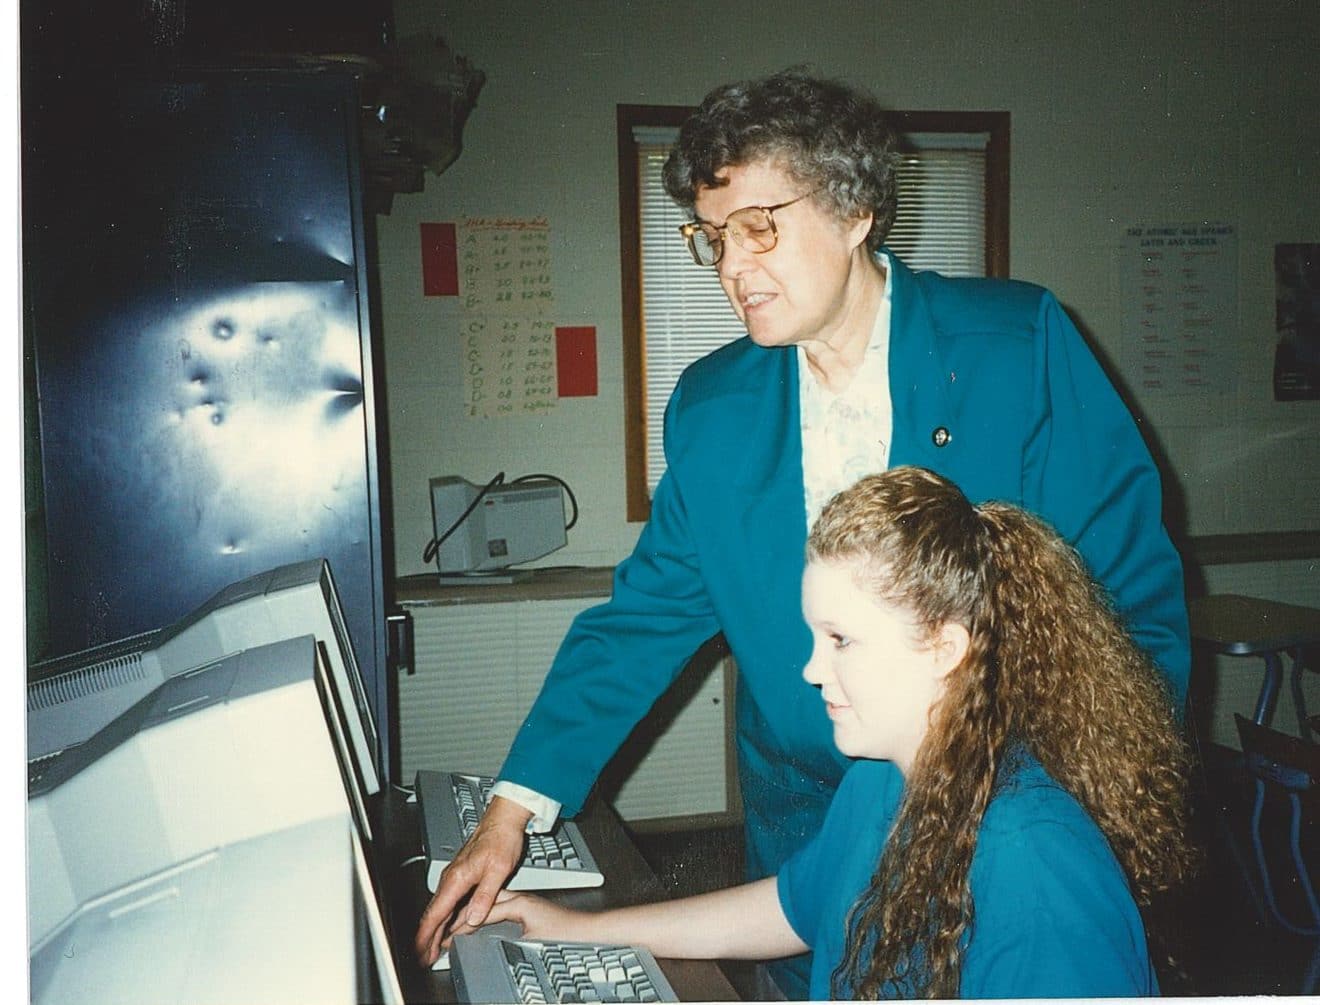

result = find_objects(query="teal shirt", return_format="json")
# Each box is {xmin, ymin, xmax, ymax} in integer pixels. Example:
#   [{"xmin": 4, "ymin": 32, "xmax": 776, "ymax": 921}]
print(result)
[{"xmin": 778, "ymin": 754, "xmax": 1158, "ymax": 999}]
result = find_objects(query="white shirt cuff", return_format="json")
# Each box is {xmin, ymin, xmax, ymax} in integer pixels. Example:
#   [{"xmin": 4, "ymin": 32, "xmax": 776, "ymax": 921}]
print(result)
[{"xmin": 489, "ymin": 780, "xmax": 562, "ymax": 834}]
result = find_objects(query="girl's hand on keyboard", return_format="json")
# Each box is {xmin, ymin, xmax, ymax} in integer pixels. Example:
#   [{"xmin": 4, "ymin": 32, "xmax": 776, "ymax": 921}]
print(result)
[
  {"xmin": 486, "ymin": 891, "xmax": 591, "ymax": 943},
  {"xmin": 414, "ymin": 796, "xmax": 532, "ymax": 967}
]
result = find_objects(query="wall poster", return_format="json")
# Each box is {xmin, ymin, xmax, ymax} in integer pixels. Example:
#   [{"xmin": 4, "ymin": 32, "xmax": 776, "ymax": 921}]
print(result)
[{"xmin": 1120, "ymin": 223, "xmax": 1237, "ymax": 395}]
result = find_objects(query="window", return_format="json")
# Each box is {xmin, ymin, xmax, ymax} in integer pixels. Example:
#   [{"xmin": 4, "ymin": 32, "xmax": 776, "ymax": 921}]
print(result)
[{"xmin": 617, "ymin": 106, "xmax": 1010, "ymax": 521}]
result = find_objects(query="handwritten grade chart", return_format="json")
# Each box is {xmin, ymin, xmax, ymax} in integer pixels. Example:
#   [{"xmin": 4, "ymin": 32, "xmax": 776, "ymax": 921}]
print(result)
[
  {"xmin": 459, "ymin": 217, "xmax": 557, "ymax": 417},
  {"xmin": 461, "ymin": 315, "xmax": 556, "ymax": 417},
  {"xmin": 1119, "ymin": 223, "xmax": 1237, "ymax": 395}
]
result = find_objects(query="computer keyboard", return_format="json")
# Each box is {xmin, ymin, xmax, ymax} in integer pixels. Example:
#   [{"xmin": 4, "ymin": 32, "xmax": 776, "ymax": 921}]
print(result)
[
  {"xmin": 451, "ymin": 931, "xmax": 678, "ymax": 1004},
  {"xmin": 431, "ymin": 920, "xmax": 524, "ymax": 972},
  {"xmin": 415, "ymin": 770, "xmax": 605, "ymax": 892}
]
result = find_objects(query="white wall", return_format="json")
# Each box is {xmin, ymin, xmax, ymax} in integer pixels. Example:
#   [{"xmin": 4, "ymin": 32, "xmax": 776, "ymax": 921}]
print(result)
[{"xmin": 375, "ymin": 1, "xmax": 1320, "ymax": 738}]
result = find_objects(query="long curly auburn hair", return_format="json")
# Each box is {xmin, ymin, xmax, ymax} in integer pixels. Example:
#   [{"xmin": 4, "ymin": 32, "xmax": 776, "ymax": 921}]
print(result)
[{"xmin": 806, "ymin": 467, "xmax": 1195, "ymax": 999}]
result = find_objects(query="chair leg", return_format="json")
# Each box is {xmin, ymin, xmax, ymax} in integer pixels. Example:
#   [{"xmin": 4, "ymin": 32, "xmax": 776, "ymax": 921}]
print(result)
[
  {"xmin": 1288, "ymin": 791, "xmax": 1320, "ymax": 928},
  {"xmin": 1251, "ymin": 780, "xmax": 1320, "ymax": 936},
  {"xmin": 1255, "ymin": 651, "xmax": 1284, "ymax": 726}
]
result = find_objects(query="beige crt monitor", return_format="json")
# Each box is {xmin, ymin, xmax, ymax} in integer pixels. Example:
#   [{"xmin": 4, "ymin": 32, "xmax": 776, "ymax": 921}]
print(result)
[
  {"xmin": 28, "ymin": 558, "xmax": 382, "ymax": 799},
  {"xmin": 27, "ymin": 636, "xmax": 403, "ymax": 1005}
]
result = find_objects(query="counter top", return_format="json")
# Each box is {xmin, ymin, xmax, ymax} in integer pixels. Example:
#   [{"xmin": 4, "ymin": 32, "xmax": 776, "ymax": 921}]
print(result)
[{"xmin": 395, "ymin": 567, "xmax": 615, "ymax": 606}]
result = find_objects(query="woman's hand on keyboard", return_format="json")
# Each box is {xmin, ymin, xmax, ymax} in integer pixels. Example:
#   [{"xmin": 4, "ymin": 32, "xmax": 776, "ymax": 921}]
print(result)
[{"xmin": 414, "ymin": 795, "xmax": 532, "ymax": 967}]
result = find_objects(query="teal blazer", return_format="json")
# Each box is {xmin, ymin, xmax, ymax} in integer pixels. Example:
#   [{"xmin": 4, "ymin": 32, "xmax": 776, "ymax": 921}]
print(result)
[{"xmin": 501, "ymin": 248, "xmax": 1188, "ymax": 916}]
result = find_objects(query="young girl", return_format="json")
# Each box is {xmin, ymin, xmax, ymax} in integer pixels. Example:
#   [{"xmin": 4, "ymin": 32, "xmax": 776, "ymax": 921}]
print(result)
[{"xmin": 473, "ymin": 467, "xmax": 1194, "ymax": 998}]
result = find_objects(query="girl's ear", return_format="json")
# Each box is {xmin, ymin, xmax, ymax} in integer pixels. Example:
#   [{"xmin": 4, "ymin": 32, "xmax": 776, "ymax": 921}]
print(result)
[{"xmin": 932, "ymin": 622, "xmax": 970, "ymax": 680}]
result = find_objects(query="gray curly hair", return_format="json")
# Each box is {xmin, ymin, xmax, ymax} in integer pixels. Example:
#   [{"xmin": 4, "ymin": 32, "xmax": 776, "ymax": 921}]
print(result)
[{"xmin": 662, "ymin": 68, "xmax": 901, "ymax": 252}]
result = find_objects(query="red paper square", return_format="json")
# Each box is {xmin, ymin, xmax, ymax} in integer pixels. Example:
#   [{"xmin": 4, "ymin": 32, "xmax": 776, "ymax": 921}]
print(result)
[
  {"xmin": 420, "ymin": 222, "xmax": 459, "ymax": 296},
  {"xmin": 555, "ymin": 326, "xmax": 598, "ymax": 397}
]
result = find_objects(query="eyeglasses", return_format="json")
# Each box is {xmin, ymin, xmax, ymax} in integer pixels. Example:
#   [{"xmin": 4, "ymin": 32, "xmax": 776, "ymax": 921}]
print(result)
[{"xmin": 678, "ymin": 192, "xmax": 814, "ymax": 267}]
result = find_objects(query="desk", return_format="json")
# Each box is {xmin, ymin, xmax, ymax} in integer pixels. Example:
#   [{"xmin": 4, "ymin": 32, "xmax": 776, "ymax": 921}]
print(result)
[
  {"xmin": 374, "ymin": 788, "xmax": 739, "ymax": 1003},
  {"xmin": 395, "ymin": 567, "xmax": 617, "ymax": 607},
  {"xmin": 1188, "ymin": 594, "xmax": 1320, "ymax": 737}
]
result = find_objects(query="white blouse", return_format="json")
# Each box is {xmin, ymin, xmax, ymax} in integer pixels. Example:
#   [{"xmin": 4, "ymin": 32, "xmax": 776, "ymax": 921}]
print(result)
[{"xmin": 798, "ymin": 254, "xmax": 894, "ymax": 530}]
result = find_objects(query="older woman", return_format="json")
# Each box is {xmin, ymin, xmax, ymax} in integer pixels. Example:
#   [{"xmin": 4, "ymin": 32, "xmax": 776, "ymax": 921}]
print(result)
[{"xmin": 415, "ymin": 69, "xmax": 1189, "ymax": 998}]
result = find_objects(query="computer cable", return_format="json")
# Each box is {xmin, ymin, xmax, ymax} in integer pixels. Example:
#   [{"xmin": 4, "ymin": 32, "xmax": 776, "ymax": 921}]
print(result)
[
  {"xmin": 421, "ymin": 471, "xmax": 579, "ymax": 566},
  {"xmin": 509, "ymin": 473, "xmax": 579, "ymax": 530}
]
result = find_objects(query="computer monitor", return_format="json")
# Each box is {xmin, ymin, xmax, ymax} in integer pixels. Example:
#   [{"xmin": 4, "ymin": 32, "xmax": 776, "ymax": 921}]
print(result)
[
  {"xmin": 27, "ymin": 636, "xmax": 403, "ymax": 1005},
  {"xmin": 28, "ymin": 558, "xmax": 382, "ymax": 797},
  {"xmin": 428, "ymin": 475, "xmax": 567, "ymax": 574}
]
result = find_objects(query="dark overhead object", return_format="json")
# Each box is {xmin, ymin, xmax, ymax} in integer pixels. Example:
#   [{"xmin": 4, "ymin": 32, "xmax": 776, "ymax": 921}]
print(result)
[
  {"xmin": 379, "ymin": 34, "xmax": 487, "ymax": 181},
  {"xmin": 20, "ymin": 0, "xmax": 485, "ymax": 211}
]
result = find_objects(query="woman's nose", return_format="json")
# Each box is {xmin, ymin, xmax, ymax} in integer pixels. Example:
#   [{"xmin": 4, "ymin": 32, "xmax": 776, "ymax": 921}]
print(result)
[{"xmin": 716, "ymin": 234, "xmax": 757, "ymax": 279}]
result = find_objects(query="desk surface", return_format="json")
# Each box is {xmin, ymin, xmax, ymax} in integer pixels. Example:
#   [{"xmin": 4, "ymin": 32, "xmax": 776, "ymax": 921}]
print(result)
[
  {"xmin": 1188, "ymin": 594, "xmax": 1320, "ymax": 656},
  {"xmin": 396, "ymin": 567, "xmax": 615, "ymax": 607},
  {"xmin": 375, "ymin": 789, "xmax": 739, "ymax": 1003}
]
